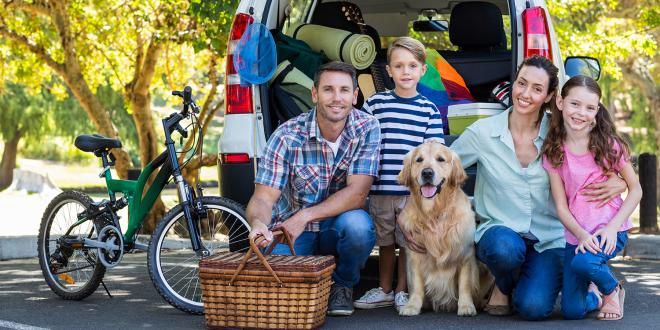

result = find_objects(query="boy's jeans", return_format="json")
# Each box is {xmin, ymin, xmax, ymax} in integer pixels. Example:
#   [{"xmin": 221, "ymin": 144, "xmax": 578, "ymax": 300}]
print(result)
[
  {"xmin": 271, "ymin": 209, "xmax": 376, "ymax": 288},
  {"xmin": 476, "ymin": 225, "xmax": 563, "ymax": 320},
  {"xmin": 561, "ymin": 231, "xmax": 627, "ymax": 319}
]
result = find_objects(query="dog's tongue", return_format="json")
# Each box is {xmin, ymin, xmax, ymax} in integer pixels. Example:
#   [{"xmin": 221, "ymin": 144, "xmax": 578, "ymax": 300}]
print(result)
[{"xmin": 421, "ymin": 184, "xmax": 437, "ymax": 198}]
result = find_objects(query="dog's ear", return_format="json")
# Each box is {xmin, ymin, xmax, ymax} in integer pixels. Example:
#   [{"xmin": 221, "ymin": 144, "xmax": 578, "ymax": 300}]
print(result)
[
  {"xmin": 398, "ymin": 149, "xmax": 414, "ymax": 187},
  {"xmin": 448, "ymin": 149, "xmax": 467, "ymax": 187}
]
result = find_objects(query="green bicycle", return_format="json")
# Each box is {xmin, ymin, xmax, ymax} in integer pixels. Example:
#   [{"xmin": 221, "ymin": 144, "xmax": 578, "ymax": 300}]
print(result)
[{"xmin": 37, "ymin": 87, "xmax": 251, "ymax": 314}]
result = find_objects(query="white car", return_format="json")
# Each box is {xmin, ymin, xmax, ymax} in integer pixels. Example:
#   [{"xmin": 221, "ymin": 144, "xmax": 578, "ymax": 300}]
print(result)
[{"xmin": 217, "ymin": 0, "xmax": 600, "ymax": 205}]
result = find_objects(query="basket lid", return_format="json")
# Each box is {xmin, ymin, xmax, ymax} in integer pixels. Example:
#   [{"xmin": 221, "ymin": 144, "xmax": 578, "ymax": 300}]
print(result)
[{"xmin": 200, "ymin": 252, "xmax": 335, "ymax": 274}]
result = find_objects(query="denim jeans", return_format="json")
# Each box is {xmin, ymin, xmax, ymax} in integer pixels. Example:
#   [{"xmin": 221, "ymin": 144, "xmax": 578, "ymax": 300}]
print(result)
[
  {"xmin": 561, "ymin": 231, "xmax": 628, "ymax": 320},
  {"xmin": 271, "ymin": 209, "xmax": 376, "ymax": 288},
  {"xmin": 476, "ymin": 225, "xmax": 563, "ymax": 320}
]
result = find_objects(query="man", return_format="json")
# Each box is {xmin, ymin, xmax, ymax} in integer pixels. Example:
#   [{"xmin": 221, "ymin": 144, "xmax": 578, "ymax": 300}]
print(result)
[{"xmin": 247, "ymin": 61, "xmax": 380, "ymax": 316}]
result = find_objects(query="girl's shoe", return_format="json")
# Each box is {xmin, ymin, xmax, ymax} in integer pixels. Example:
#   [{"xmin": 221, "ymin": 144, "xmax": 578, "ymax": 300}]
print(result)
[
  {"xmin": 588, "ymin": 282, "xmax": 603, "ymax": 309},
  {"xmin": 394, "ymin": 291, "xmax": 409, "ymax": 312},
  {"xmin": 483, "ymin": 283, "xmax": 512, "ymax": 316},
  {"xmin": 597, "ymin": 283, "xmax": 625, "ymax": 321}
]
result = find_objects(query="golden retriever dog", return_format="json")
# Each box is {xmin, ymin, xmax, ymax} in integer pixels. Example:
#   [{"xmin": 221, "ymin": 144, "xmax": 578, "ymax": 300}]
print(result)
[{"xmin": 397, "ymin": 141, "xmax": 491, "ymax": 316}]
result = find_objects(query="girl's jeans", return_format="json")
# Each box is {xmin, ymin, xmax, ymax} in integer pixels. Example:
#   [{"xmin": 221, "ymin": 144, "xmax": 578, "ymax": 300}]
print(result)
[{"xmin": 561, "ymin": 231, "xmax": 628, "ymax": 319}]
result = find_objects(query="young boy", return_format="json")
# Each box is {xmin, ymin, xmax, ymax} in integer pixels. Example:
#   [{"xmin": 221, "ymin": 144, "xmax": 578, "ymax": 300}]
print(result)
[{"xmin": 354, "ymin": 37, "xmax": 445, "ymax": 311}]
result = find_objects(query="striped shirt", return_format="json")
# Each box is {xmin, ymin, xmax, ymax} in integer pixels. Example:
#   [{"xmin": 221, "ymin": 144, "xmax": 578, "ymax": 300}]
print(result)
[
  {"xmin": 255, "ymin": 108, "xmax": 381, "ymax": 232},
  {"xmin": 362, "ymin": 91, "xmax": 445, "ymax": 195}
]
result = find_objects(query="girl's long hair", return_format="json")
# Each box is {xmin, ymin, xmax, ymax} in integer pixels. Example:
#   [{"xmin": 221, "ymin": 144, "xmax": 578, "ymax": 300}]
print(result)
[{"xmin": 542, "ymin": 75, "xmax": 630, "ymax": 172}]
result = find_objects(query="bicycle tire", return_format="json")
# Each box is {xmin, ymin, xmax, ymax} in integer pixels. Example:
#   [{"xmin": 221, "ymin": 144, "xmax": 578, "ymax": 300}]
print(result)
[
  {"xmin": 38, "ymin": 190, "xmax": 106, "ymax": 300},
  {"xmin": 147, "ymin": 196, "xmax": 250, "ymax": 314}
]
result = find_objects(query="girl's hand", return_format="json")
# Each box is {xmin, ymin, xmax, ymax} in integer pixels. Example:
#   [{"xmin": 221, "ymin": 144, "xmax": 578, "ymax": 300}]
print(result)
[
  {"xmin": 576, "ymin": 231, "xmax": 601, "ymax": 255},
  {"xmin": 596, "ymin": 226, "xmax": 618, "ymax": 255}
]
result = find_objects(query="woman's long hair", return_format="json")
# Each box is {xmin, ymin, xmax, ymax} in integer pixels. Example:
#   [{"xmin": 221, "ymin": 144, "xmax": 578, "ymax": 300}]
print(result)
[{"xmin": 542, "ymin": 75, "xmax": 630, "ymax": 172}]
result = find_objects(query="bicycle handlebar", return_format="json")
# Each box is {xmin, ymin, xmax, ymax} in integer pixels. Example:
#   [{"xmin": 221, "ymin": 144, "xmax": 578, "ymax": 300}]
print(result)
[{"xmin": 171, "ymin": 86, "xmax": 200, "ymax": 115}]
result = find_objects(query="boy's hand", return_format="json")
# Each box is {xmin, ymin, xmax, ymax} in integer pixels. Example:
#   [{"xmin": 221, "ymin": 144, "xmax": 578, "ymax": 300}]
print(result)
[
  {"xmin": 596, "ymin": 226, "xmax": 618, "ymax": 255},
  {"xmin": 575, "ymin": 231, "xmax": 601, "ymax": 255},
  {"xmin": 397, "ymin": 218, "xmax": 426, "ymax": 253}
]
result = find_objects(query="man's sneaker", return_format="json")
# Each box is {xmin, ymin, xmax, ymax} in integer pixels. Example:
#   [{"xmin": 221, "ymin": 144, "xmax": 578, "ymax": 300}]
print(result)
[
  {"xmin": 327, "ymin": 284, "xmax": 354, "ymax": 316},
  {"xmin": 394, "ymin": 291, "xmax": 409, "ymax": 312},
  {"xmin": 353, "ymin": 287, "xmax": 394, "ymax": 309}
]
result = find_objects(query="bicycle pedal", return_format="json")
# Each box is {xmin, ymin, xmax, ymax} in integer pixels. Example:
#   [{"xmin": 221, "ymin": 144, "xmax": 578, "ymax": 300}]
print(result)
[{"xmin": 58, "ymin": 273, "xmax": 75, "ymax": 284}]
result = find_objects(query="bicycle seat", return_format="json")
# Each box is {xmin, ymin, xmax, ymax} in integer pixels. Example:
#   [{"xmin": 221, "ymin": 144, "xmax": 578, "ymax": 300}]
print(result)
[{"xmin": 75, "ymin": 134, "xmax": 122, "ymax": 153}]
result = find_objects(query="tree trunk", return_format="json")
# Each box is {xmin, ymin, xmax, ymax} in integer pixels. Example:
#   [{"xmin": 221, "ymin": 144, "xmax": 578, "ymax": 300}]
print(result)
[
  {"xmin": 0, "ymin": 132, "xmax": 22, "ymax": 191},
  {"xmin": 1, "ymin": 0, "xmax": 133, "ymax": 179},
  {"xmin": 127, "ymin": 38, "xmax": 165, "ymax": 233}
]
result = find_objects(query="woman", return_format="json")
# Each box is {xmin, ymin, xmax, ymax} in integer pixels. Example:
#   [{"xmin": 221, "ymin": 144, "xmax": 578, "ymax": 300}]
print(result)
[{"xmin": 405, "ymin": 55, "xmax": 624, "ymax": 320}]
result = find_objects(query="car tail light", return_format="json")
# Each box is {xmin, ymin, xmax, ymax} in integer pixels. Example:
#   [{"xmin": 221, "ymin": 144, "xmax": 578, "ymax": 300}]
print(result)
[
  {"xmin": 225, "ymin": 13, "xmax": 254, "ymax": 115},
  {"xmin": 221, "ymin": 153, "xmax": 250, "ymax": 164},
  {"xmin": 522, "ymin": 7, "xmax": 552, "ymax": 61}
]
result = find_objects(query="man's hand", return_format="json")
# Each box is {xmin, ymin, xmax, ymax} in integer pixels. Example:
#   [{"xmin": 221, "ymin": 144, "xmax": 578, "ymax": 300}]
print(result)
[
  {"xmin": 582, "ymin": 173, "xmax": 626, "ymax": 207},
  {"xmin": 249, "ymin": 221, "xmax": 273, "ymax": 248},
  {"xmin": 275, "ymin": 211, "xmax": 309, "ymax": 242}
]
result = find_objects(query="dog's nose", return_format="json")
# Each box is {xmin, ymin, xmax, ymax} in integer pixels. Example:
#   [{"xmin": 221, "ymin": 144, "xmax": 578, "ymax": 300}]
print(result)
[{"xmin": 421, "ymin": 168, "xmax": 434, "ymax": 181}]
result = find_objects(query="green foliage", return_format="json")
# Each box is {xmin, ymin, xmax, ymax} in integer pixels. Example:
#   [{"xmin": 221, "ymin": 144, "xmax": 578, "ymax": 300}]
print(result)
[
  {"xmin": 548, "ymin": 0, "xmax": 659, "ymax": 154},
  {"xmin": 189, "ymin": 0, "xmax": 239, "ymax": 54},
  {"xmin": 0, "ymin": 82, "xmax": 51, "ymax": 142}
]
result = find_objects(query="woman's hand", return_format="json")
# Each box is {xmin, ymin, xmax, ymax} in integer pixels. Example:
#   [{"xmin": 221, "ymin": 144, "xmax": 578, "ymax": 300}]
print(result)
[
  {"xmin": 596, "ymin": 226, "xmax": 618, "ymax": 255},
  {"xmin": 575, "ymin": 231, "xmax": 601, "ymax": 255},
  {"xmin": 582, "ymin": 173, "xmax": 626, "ymax": 207}
]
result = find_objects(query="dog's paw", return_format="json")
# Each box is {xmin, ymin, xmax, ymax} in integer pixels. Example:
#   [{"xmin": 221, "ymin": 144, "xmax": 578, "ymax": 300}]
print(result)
[
  {"xmin": 398, "ymin": 303, "xmax": 422, "ymax": 316},
  {"xmin": 457, "ymin": 303, "xmax": 477, "ymax": 316}
]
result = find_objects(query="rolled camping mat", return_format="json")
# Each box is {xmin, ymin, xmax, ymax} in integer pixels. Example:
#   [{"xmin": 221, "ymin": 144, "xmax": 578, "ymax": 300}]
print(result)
[{"xmin": 288, "ymin": 24, "xmax": 376, "ymax": 70}]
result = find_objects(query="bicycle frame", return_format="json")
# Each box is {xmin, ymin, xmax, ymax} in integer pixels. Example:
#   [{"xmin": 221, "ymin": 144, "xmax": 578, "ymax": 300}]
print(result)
[{"xmin": 103, "ymin": 150, "xmax": 173, "ymax": 244}]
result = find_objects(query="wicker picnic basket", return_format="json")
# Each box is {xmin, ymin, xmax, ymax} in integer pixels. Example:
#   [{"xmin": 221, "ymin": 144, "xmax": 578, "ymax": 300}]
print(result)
[{"xmin": 199, "ymin": 229, "xmax": 336, "ymax": 329}]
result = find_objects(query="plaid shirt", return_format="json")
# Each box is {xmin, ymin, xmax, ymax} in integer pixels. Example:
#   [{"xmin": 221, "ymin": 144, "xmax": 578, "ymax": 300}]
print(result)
[{"xmin": 255, "ymin": 108, "xmax": 381, "ymax": 232}]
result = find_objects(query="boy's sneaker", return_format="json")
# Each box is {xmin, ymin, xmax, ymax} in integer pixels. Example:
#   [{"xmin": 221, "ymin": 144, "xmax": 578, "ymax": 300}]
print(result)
[
  {"xmin": 327, "ymin": 284, "xmax": 354, "ymax": 316},
  {"xmin": 353, "ymin": 287, "xmax": 394, "ymax": 309},
  {"xmin": 394, "ymin": 291, "xmax": 409, "ymax": 312}
]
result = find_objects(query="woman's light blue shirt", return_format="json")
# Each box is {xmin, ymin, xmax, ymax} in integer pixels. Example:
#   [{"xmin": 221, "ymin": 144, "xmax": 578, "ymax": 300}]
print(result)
[{"xmin": 450, "ymin": 108, "xmax": 565, "ymax": 252}]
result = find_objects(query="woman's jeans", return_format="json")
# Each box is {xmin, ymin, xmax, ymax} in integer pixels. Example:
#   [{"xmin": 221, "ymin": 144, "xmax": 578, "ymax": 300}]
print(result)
[
  {"xmin": 271, "ymin": 209, "xmax": 376, "ymax": 288},
  {"xmin": 561, "ymin": 231, "xmax": 628, "ymax": 320},
  {"xmin": 476, "ymin": 226, "xmax": 563, "ymax": 320}
]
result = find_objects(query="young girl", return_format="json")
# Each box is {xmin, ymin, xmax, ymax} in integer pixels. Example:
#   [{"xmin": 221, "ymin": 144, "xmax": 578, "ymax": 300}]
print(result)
[{"xmin": 541, "ymin": 76, "xmax": 642, "ymax": 321}]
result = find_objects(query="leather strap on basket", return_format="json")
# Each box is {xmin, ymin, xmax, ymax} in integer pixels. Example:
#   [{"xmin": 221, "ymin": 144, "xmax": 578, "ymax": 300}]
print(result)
[{"xmin": 229, "ymin": 229, "xmax": 296, "ymax": 286}]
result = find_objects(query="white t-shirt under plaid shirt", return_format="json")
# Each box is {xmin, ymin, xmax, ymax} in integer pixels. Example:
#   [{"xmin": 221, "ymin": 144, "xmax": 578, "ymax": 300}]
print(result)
[{"xmin": 362, "ymin": 91, "xmax": 445, "ymax": 195}]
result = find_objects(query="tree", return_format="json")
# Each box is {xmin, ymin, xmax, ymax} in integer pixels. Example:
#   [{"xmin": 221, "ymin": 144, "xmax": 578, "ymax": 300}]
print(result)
[{"xmin": 0, "ymin": 83, "xmax": 51, "ymax": 190}]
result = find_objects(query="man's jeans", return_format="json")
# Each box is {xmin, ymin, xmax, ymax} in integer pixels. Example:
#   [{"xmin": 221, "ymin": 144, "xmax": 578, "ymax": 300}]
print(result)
[
  {"xmin": 476, "ymin": 225, "xmax": 563, "ymax": 320},
  {"xmin": 271, "ymin": 209, "xmax": 376, "ymax": 288},
  {"xmin": 561, "ymin": 231, "xmax": 628, "ymax": 320}
]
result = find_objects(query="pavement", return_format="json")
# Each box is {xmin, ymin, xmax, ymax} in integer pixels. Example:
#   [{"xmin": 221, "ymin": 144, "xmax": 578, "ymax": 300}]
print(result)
[{"xmin": 0, "ymin": 253, "xmax": 659, "ymax": 329}]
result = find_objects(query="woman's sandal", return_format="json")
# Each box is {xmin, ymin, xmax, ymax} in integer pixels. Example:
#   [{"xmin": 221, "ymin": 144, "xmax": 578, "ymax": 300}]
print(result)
[
  {"xmin": 597, "ymin": 283, "xmax": 625, "ymax": 321},
  {"xmin": 483, "ymin": 283, "xmax": 512, "ymax": 316}
]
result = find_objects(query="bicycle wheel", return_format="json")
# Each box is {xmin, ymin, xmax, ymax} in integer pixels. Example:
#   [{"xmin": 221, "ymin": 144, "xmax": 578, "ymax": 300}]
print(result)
[
  {"xmin": 147, "ymin": 196, "xmax": 250, "ymax": 314},
  {"xmin": 38, "ymin": 190, "xmax": 106, "ymax": 300}
]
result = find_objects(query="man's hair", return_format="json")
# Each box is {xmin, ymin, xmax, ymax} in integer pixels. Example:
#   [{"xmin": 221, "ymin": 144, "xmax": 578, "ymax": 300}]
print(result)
[
  {"xmin": 387, "ymin": 37, "xmax": 426, "ymax": 64},
  {"xmin": 313, "ymin": 61, "xmax": 358, "ymax": 90}
]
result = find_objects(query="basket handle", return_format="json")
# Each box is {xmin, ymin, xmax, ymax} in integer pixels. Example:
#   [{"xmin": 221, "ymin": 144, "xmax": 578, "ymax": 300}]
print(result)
[{"xmin": 229, "ymin": 228, "xmax": 296, "ymax": 286}]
